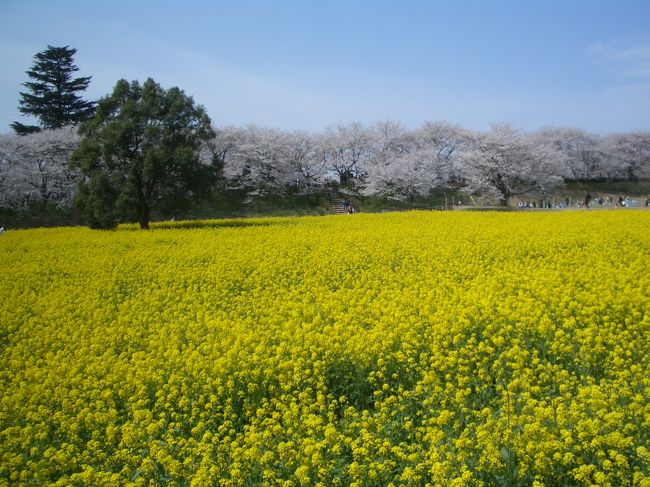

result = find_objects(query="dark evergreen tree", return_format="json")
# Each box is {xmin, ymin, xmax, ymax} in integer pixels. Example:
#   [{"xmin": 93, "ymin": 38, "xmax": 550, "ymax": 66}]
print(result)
[
  {"xmin": 11, "ymin": 45, "xmax": 96, "ymax": 135},
  {"xmin": 70, "ymin": 78, "xmax": 218, "ymax": 229}
]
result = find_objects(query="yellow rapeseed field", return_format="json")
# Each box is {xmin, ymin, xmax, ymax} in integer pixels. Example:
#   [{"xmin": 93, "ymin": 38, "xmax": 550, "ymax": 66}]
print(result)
[{"xmin": 1, "ymin": 210, "xmax": 649, "ymax": 486}]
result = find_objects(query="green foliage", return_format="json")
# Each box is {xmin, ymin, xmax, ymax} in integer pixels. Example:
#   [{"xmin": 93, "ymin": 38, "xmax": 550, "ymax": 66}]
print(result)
[
  {"xmin": 73, "ymin": 171, "xmax": 121, "ymax": 229},
  {"xmin": 12, "ymin": 46, "xmax": 95, "ymax": 134},
  {"xmin": 564, "ymin": 179, "xmax": 650, "ymax": 195},
  {"xmin": 70, "ymin": 78, "xmax": 217, "ymax": 229},
  {"xmin": 9, "ymin": 121, "xmax": 41, "ymax": 135},
  {"xmin": 0, "ymin": 202, "xmax": 85, "ymax": 229}
]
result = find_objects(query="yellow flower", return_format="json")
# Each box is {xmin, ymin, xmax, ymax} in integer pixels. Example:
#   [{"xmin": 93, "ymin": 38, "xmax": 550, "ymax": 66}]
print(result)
[{"xmin": 0, "ymin": 211, "xmax": 647, "ymax": 485}]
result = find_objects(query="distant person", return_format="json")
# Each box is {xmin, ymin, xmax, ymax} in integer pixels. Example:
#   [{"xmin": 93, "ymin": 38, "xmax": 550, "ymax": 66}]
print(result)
[
  {"xmin": 0, "ymin": 227, "xmax": 4, "ymax": 234},
  {"xmin": 584, "ymin": 193, "xmax": 592, "ymax": 208}
]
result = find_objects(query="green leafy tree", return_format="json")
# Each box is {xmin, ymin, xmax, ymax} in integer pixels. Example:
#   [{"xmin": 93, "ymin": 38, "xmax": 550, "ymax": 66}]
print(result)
[
  {"xmin": 70, "ymin": 78, "xmax": 217, "ymax": 229},
  {"xmin": 12, "ymin": 45, "xmax": 96, "ymax": 135}
]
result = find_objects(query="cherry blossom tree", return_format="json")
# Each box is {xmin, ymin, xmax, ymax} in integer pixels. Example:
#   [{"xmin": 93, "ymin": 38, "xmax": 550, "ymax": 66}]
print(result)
[
  {"xmin": 285, "ymin": 131, "xmax": 326, "ymax": 189},
  {"xmin": 362, "ymin": 121, "xmax": 432, "ymax": 199},
  {"xmin": 362, "ymin": 149, "xmax": 443, "ymax": 200},
  {"xmin": 361, "ymin": 121, "xmax": 470, "ymax": 200},
  {"xmin": 600, "ymin": 132, "xmax": 650, "ymax": 180},
  {"xmin": 0, "ymin": 127, "xmax": 79, "ymax": 207},
  {"xmin": 211, "ymin": 126, "xmax": 243, "ymax": 170},
  {"xmin": 530, "ymin": 127, "xmax": 605, "ymax": 180},
  {"xmin": 457, "ymin": 124, "xmax": 563, "ymax": 206},
  {"xmin": 220, "ymin": 125, "xmax": 294, "ymax": 195},
  {"xmin": 413, "ymin": 121, "xmax": 470, "ymax": 186},
  {"xmin": 0, "ymin": 136, "xmax": 13, "ymax": 206},
  {"xmin": 318, "ymin": 122, "xmax": 376, "ymax": 187}
]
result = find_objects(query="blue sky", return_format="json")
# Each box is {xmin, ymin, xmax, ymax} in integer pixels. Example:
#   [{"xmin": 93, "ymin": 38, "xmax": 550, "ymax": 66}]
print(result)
[{"xmin": 1, "ymin": 0, "xmax": 649, "ymax": 134}]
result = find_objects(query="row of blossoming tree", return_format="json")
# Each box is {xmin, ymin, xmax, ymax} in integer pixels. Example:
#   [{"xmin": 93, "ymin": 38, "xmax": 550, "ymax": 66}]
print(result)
[{"xmin": 2, "ymin": 120, "xmax": 649, "ymax": 210}]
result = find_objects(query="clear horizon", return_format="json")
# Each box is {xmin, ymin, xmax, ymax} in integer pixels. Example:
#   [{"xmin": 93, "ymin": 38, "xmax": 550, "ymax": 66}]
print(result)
[{"xmin": 1, "ymin": 0, "xmax": 649, "ymax": 135}]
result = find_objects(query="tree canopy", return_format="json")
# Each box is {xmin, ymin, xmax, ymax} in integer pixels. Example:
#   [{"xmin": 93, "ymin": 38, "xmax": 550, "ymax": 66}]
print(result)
[
  {"xmin": 70, "ymin": 78, "xmax": 217, "ymax": 229},
  {"xmin": 12, "ymin": 45, "xmax": 96, "ymax": 135},
  {"xmin": 0, "ymin": 128, "xmax": 80, "ymax": 208}
]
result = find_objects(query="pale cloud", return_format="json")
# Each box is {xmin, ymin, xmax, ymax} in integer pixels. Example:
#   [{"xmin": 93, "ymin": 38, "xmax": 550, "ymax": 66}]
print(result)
[
  {"xmin": 586, "ymin": 37, "xmax": 650, "ymax": 132},
  {"xmin": 588, "ymin": 38, "xmax": 650, "ymax": 81}
]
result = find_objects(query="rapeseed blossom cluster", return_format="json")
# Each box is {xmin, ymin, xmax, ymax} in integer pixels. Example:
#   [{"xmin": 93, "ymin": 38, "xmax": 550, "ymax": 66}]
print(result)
[{"xmin": 1, "ymin": 211, "xmax": 648, "ymax": 486}]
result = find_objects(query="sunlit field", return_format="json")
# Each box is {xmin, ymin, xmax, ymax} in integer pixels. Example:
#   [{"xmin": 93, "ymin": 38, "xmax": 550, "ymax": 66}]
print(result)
[{"xmin": 1, "ymin": 210, "xmax": 649, "ymax": 486}]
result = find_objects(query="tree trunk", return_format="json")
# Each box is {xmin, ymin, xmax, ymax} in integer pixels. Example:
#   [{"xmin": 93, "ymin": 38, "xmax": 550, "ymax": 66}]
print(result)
[
  {"xmin": 494, "ymin": 175, "xmax": 509, "ymax": 206},
  {"xmin": 136, "ymin": 176, "xmax": 150, "ymax": 229},
  {"xmin": 40, "ymin": 176, "xmax": 50, "ymax": 206},
  {"xmin": 139, "ymin": 204, "xmax": 150, "ymax": 229},
  {"xmin": 339, "ymin": 170, "xmax": 355, "ymax": 188}
]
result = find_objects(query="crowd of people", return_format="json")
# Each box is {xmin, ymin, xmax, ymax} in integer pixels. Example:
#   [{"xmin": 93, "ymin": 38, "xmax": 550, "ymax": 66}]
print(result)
[{"xmin": 515, "ymin": 194, "xmax": 650, "ymax": 209}]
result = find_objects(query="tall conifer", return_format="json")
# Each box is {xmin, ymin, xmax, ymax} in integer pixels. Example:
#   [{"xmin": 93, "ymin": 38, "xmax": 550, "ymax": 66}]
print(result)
[{"xmin": 12, "ymin": 45, "xmax": 95, "ymax": 135}]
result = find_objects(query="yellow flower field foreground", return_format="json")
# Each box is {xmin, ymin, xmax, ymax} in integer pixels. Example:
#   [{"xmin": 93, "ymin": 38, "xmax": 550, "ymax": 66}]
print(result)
[{"xmin": 1, "ymin": 211, "xmax": 649, "ymax": 486}]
